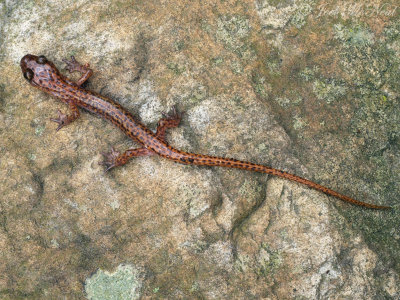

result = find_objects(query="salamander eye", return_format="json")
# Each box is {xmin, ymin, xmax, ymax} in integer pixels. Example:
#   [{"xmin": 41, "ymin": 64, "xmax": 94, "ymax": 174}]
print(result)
[
  {"xmin": 37, "ymin": 55, "xmax": 47, "ymax": 64},
  {"xmin": 23, "ymin": 69, "xmax": 34, "ymax": 81}
]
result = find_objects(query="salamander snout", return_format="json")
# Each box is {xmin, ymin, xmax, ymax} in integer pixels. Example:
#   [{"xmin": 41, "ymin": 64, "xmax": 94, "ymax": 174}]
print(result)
[
  {"xmin": 20, "ymin": 54, "xmax": 58, "ymax": 85},
  {"xmin": 20, "ymin": 54, "xmax": 35, "ymax": 68}
]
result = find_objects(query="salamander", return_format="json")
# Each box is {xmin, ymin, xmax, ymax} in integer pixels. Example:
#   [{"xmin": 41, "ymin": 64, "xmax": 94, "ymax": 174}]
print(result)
[{"xmin": 20, "ymin": 54, "xmax": 390, "ymax": 209}]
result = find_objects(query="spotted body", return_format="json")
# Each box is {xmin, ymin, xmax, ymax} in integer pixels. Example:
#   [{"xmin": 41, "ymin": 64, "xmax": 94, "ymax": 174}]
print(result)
[{"xmin": 20, "ymin": 54, "xmax": 390, "ymax": 209}]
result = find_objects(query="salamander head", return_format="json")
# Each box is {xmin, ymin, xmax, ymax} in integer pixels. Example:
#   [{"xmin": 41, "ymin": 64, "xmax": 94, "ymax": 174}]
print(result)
[{"xmin": 20, "ymin": 54, "xmax": 60, "ymax": 88}]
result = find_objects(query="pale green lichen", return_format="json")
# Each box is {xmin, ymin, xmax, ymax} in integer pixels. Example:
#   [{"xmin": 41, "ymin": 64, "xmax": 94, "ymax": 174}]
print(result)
[
  {"xmin": 230, "ymin": 60, "xmax": 243, "ymax": 74},
  {"xmin": 34, "ymin": 124, "xmax": 45, "ymax": 136},
  {"xmin": 50, "ymin": 239, "xmax": 59, "ymax": 249},
  {"xmin": 166, "ymin": 62, "xmax": 186, "ymax": 75},
  {"xmin": 332, "ymin": 23, "xmax": 391, "ymax": 89},
  {"xmin": 188, "ymin": 84, "xmax": 208, "ymax": 104},
  {"xmin": 312, "ymin": 78, "xmax": 347, "ymax": 104},
  {"xmin": 174, "ymin": 40, "xmax": 185, "ymax": 51},
  {"xmin": 293, "ymin": 114, "xmax": 308, "ymax": 130},
  {"xmin": 173, "ymin": 185, "xmax": 210, "ymax": 219},
  {"xmin": 85, "ymin": 264, "xmax": 142, "ymax": 300},
  {"xmin": 216, "ymin": 15, "xmax": 250, "ymax": 48},
  {"xmin": 256, "ymin": 243, "xmax": 282, "ymax": 278},
  {"xmin": 108, "ymin": 199, "xmax": 120, "ymax": 210},
  {"xmin": 274, "ymin": 96, "xmax": 303, "ymax": 107},
  {"xmin": 215, "ymin": 15, "xmax": 255, "ymax": 59},
  {"xmin": 189, "ymin": 196, "xmax": 210, "ymax": 219},
  {"xmin": 190, "ymin": 282, "xmax": 200, "ymax": 293},
  {"xmin": 234, "ymin": 253, "xmax": 251, "ymax": 273},
  {"xmin": 290, "ymin": 0, "xmax": 315, "ymax": 28},
  {"xmin": 334, "ymin": 24, "xmax": 374, "ymax": 47},
  {"xmin": 239, "ymin": 179, "xmax": 263, "ymax": 198},
  {"xmin": 255, "ymin": 0, "xmax": 316, "ymax": 30},
  {"xmin": 257, "ymin": 142, "xmax": 267, "ymax": 152},
  {"xmin": 252, "ymin": 74, "xmax": 270, "ymax": 98},
  {"xmin": 299, "ymin": 66, "xmax": 320, "ymax": 82},
  {"xmin": 266, "ymin": 59, "xmax": 282, "ymax": 76},
  {"xmin": 211, "ymin": 56, "xmax": 224, "ymax": 66},
  {"xmin": 180, "ymin": 239, "xmax": 208, "ymax": 254},
  {"xmin": 351, "ymin": 94, "xmax": 399, "ymax": 156},
  {"xmin": 27, "ymin": 153, "xmax": 36, "ymax": 161}
]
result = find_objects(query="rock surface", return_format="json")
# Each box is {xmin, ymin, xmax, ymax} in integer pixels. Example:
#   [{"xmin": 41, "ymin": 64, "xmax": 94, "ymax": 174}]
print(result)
[{"xmin": 0, "ymin": 0, "xmax": 399, "ymax": 298}]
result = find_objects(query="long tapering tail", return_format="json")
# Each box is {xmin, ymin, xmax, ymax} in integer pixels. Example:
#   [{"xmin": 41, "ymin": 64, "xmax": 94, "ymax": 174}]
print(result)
[{"xmin": 176, "ymin": 152, "xmax": 390, "ymax": 209}]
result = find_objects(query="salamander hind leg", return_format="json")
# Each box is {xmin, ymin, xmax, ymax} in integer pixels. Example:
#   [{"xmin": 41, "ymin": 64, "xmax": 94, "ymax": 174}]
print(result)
[
  {"xmin": 63, "ymin": 56, "xmax": 93, "ymax": 86},
  {"xmin": 50, "ymin": 101, "xmax": 80, "ymax": 131},
  {"xmin": 156, "ymin": 105, "xmax": 184, "ymax": 142},
  {"xmin": 100, "ymin": 147, "xmax": 154, "ymax": 171}
]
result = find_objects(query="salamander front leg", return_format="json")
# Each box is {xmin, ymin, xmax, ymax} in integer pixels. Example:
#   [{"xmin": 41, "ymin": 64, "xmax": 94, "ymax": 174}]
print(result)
[
  {"xmin": 156, "ymin": 105, "xmax": 184, "ymax": 142},
  {"xmin": 63, "ymin": 56, "xmax": 93, "ymax": 87},
  {"xmin": 100, "ymin": 147, "xmax": 155, "ymax": 171},
  {"xmin": 50, "ymin": 101, "xmax": 80, "ymax": 131}
]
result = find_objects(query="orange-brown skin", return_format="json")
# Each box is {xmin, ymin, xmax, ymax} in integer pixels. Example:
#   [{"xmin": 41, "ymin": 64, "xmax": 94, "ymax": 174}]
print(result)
[{"xmin": 20, "ymin": 54, "xmax": 390, "ymax": 210}]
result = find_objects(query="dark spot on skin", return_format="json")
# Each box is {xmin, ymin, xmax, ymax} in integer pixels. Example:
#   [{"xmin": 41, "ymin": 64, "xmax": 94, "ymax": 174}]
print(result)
[
  {"xmin": 37, "ymin": 55, "xmax": 47, "ymax": 64},
  {"xmin": 188, "ymin": 158, "xmax": 194, "ymax": 163},
  {"xmin": 180, "ymin": 157, "xmax": 186, "ymax": 162},
  {"xmin": 23, "ymin": 69, "xmax": 34, "ymax": 81}
]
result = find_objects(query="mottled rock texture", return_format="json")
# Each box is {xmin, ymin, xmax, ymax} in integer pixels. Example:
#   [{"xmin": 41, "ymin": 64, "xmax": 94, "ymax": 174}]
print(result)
[{"xmin": 0, "ymin": 0, "xmax": 399, "ymax": 299}]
